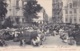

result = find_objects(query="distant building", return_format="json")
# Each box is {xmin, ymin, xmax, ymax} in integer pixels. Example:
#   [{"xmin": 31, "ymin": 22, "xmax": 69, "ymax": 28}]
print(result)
[
  {"xmin": 6, "ymin": 0, "xmax": 26, "ymax": 26},
  {"xmin": 52, "ymin": 0, "xmax": 63, "ymax": 23},
  {"xmin": 63, "ymin": 0, "xmax": 80, "ymax": 24},
  {"xmin": 33, "ymin": 8, "xmax": 48, "ymax": 24}
]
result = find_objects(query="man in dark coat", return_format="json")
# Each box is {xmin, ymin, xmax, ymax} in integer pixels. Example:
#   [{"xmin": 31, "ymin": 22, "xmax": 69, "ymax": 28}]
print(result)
[
  {"xmin": 73, "ymin": 30, "xmax": 80, "ymax": 46},
  {"xmin": 18, "ymin": 32, "xmax": 26, "ymax": 46},
  {"xmin": 0, "ymin": 34, "xmax": 7, "ymax": 46}
]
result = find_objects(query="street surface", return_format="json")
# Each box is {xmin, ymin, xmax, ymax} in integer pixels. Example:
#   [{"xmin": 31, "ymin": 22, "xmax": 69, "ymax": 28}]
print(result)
[
  {"xmin": 0, "ymin": 35, "xmax": 77, "ymax": 51},
  {"xmin": 3, "ymin": 35, "xmax": 70, "ymax": 47},
  {"xmin": 43, "ymin": 35, "xmax": 69, "ymax": 46}
]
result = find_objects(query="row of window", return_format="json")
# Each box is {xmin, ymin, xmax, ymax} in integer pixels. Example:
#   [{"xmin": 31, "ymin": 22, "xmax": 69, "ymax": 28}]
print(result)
[
  {"xmin": 65, "ymin": 9, "xmax": 77, "ymax": 14},
  {"xmin": 69, "ymin": 1, "xmax": 78, "ymax": 8},
  {"xmin": 53, "ymin": 0, "xmax": 60, "ymax": 3},
  {"xmin": 65, "ymin": 17, "xmax": 80, "ymax": 23}
]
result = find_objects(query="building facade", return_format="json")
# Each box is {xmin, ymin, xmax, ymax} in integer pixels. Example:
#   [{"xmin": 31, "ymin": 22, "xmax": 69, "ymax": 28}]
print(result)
[
  {"xmin": 63, "ymin": 0, "xmax": 80, "ymax": 24},
  {"xmin": 52, "ymin": 0, "xmax": 63, "ymax": 23},
  {"xmin": 6, "ymin": 0, "xmax": 26, "ymax": 26}
]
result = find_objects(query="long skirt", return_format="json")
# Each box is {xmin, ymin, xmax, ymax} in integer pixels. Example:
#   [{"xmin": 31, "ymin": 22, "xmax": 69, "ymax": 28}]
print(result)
[{"xmin": 68, "ymin": 37, "xmax": 76, "ymax": 45}]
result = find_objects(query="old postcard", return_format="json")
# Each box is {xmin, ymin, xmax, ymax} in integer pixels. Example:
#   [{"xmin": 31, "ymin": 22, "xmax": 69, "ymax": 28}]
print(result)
[{"xmin": 0, "ymin": 0, "xmax": 80, "ymax": 51}]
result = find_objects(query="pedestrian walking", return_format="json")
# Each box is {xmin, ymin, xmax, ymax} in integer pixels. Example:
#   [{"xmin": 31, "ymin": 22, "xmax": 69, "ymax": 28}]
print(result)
[
  {"xmin": 31, "ymin": 35, "xmax": 40, "ymax": 46},
  {"xmin": 18, "ymin": 32, "xmax": 25, "ymax": 46},
  {"xmin": 72, "ymin": 29, "xmax": 80, "ymax": 46},
  {"xmin": 20, "ymin": 39, "xmax": 25, "ymax": 46},
  {"xmin": 59, "ymin": 28, "xmax": 64, "ymax": 39},
  {"xmin": 62, "ymin": 31, "xmax": 69, "ymax": 43},
  {"xmin": 68, "ymin": 29, "xmax": 76, "ymax": 45},
  {"xmin": 53, "ymin": 30, "xmax": 57, "ymax": 36},
  {"xmin": 0, "ymin": 35, "xmax": 7, "ymax": 47}
]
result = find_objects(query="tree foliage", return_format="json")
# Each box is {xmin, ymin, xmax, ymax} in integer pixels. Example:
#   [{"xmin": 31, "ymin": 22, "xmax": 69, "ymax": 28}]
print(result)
[
  {"xmin": 0, "ymin": 0, "xmax": 7, "ymax": 21},
  {"xmin": 3, "ymin": 17, "xmax": 13, "ymax": 28},
  {"xmin": 24, "ymin": 0, "xmax": 42, "ymax": 25}
]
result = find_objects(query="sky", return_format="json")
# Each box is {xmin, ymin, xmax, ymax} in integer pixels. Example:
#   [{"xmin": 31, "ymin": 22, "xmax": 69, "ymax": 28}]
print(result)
[
  {"xmin": 37, "ymin": 0, "xmax": 52, "ymax": 18},
  {"xmin": 62, "ymin": 0, "xmax": 67, "ymax": 6},
  {"xmin": 37, "ymin": 0, "xmax": 68, "ymax": 18}
]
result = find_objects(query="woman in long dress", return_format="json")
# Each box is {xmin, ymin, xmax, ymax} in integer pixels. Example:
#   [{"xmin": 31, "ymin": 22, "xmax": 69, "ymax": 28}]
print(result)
[
  {"xmin": 31, "ymin": 35, "xmax": 41, "ymax": 46},
  {"xmin": 59, "ymin": 28, "xmax": 64, "ymax": 39}
]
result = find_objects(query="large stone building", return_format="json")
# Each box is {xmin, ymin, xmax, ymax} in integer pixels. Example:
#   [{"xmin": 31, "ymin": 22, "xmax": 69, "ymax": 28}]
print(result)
[
  {"xmin": 52, "ymin": 0, "xmax": 63, "ymax": 23},
  {"xmin": 63, "ymin": 0, "xmax": 80, "ymax": 24},
  {"xmin": 6, "ymin": 0, "xmax": 26, "ymax": 26}
]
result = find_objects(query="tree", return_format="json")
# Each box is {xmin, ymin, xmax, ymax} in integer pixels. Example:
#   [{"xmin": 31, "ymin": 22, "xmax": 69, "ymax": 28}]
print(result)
[
  {"xmin": 0, "ymin": 0, "xmax": 7, "ymax": 21},
  {"xmin": 2, "ymin": 17, "xmax": 13, "ymax": 28},
  {"xmin": 0, "ymin": 0, "xmax": 7, "ymax": 29},
  {"xmin": 24, "ymin": 0, "xmax": 42, "ymax": 26}
]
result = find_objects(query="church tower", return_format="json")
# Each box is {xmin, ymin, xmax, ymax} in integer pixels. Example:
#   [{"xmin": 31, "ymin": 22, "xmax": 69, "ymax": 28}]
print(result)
[{"xmin": 52, "ymin": 0, "xmax": 63, "ymax": 24}]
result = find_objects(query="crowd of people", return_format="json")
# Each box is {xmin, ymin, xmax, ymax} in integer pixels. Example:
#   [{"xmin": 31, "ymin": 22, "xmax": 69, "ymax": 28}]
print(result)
[
  {"xmin": 0, "ymin": 24, "xmax": 80, "ymax": 47},
  {"xmin": 47, "ymin": 24, "xmax": 80, "ymax": 46},
  {"xmin": 0, "ymin": 27, "xmax": 46, "ymax": 47}
]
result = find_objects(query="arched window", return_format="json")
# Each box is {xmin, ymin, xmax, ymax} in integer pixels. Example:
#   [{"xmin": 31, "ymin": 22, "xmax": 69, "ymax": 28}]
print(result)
[
  {"xmin": 73, "ymin": 1, "xmax": 77, "ymax": 7},
  {"xmin": 70, "ymin": 11, "xmax": 72, "ymax": 14},
  {"xmin": 70, "ymin": 3, "xmax": 72, "ymax": 8},
  {"xmin": 70, "ymin": 17, "xmax": 72, "ymax": 23},
  {"xmin": 74, "ymin": 9, "xmax": 77, "ymax": 14},
  {"xmin": 74, "ymin": 17, "xmax": 76, "ymax": 23},
  {"xmin": 65, "ymin": 9, "xmax": 68, "ymax": 14},
  {"xmin": 16, "ymin": 0, "xmax": 19, "ymax": 9}
]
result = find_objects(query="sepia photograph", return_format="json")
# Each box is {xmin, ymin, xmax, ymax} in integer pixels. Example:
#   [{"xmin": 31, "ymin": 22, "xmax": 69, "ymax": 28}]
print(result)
[{"xmin": 0, "ymin": 0, "xmax": 80, "ymax": 51}]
